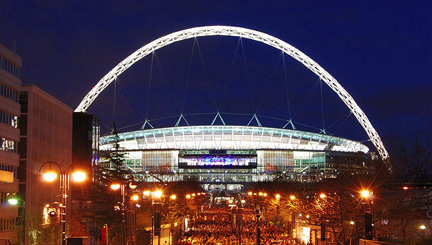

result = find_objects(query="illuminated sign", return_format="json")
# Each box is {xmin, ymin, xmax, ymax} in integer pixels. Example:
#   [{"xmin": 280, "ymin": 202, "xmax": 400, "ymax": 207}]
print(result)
[
  {"xmin": 226, "ymin": 150, "xmax": 256, "ymax": 155},
  {"xmin": 180, "ymin": 150, "xmax": 210, "ymax": 155},
  {"xmin": 180, "ymin": 150, "xmax": 256, "ymax": 155},
  {"xmin": 179, "ymin": 156, "xmax": 257, "ymax": 167}
]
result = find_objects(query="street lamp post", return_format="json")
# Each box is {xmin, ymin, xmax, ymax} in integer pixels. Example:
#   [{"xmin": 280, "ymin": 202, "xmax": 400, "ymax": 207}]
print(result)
[
  {"xmin": 361, "ymin": 190, "xmax": 373, "ymax": 240},
  {"xmin": 289, "ymin": 195, "xmax": 297, "ymax": 239},
  {"xmin": 248, "ymin": 191, "xmax": 267, "ymax": 245},
  {"xmin": 39, "ymin": 161, "xmax": 86, "ymax": 245},
  {"xmin": 143, "ymin": 189, "xmax": 163, "ymax": 245},
  {"xmin": 237, "ymin": 199, "xmax": 245, "ymax": 245},
  {"xmin": 256, "ymin": 209, "xmax": 261, "ymax": 245},
  {"xmin": 110, "ymin": 181, "xmax": 138, "ymax": 245},
  {"xmin": 419, "ymin": 225, "xmax": 426, "ymax": 240},
  {"xmin": 168, "ymin": 194, "xmax": 177, "ymax": 245},
  {"xmin": 275, "ymin": 194, "xmax": 281, "ymax": 222}
]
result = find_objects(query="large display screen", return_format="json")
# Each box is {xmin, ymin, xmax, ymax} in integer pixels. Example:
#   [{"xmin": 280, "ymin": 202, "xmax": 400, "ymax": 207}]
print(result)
[{"xmin": 179, "ymin": 156, "xmax": 257, "ymax": 168}]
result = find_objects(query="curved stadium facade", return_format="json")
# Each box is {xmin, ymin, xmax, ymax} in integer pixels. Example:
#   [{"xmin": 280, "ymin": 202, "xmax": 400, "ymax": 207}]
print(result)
[{"xmin": 100, "ymin": 125, "xmax": 376, "ymax": 191}]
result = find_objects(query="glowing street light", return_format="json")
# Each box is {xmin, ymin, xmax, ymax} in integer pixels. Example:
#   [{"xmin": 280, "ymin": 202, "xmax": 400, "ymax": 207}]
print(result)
[
  {"xmin": 128, "ymin": 181, "xmax": 138, "ymax": 190},
  {"xmin": 110, "ymin": 183, "xmax": 121, "ymax": 191},
  {"xmin": 72, "ymin": 171, "xmax": 86, "ymax": 182},
  {"xmin": 153, "ymin": 190, "xmax": 163, "ymax": 199},
  {"xmin": 361, "ymin": 190, "xmax": 370, "ymax": 198},
  {"xmin": 43, "ymin": 171, "xmax": 58, "ymax": 182},
  {"xmin": 7, "ymin": 197, "xmax": 18, "ymax": 205}
]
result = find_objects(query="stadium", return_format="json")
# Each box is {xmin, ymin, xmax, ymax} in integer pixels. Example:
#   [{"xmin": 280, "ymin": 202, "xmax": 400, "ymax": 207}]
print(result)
[
  {"xmin": 77, "ymin": 26, "xmax": 389, "ymax": 191},
  {"xmin": 99, "ymin": 124, "xmax": 376, "ymax": 191}
]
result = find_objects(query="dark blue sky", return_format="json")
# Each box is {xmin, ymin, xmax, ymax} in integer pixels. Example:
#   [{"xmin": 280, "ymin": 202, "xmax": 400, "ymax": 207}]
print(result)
[{"xmin": 1, "ymin": 1, "xmax": 431, "ymax": 152}]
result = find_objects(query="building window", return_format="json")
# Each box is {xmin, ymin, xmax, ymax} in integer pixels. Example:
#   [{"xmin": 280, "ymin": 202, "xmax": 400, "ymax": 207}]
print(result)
[
  {"xmin": 0, "ymin": 83, "xmax": 19, "ymax": 103},
  {"xmin": 0, "ymin": 138, "xmax": 17, "ymax": 153},
  {"xmin": 0, "ymin": 164, "xmax": 17, "ymax": 178},
  {"xmin": 0, "ymin": 56, "xmax": 20, "ymax": 78},
  {"xmin": 0, "ymin": 218, "xmax": 17, "ymax": 231},
  {"xmin": 0, "ymin": 110, "xmax": 18, "ymax": 128},
  {"xmin": 0, "ymin": 192, "xmax": 16, "ymax": 204}
]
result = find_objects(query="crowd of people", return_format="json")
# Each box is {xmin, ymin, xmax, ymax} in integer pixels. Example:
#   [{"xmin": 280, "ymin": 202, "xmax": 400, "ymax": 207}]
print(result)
[{"xmin": 177, "ymin": 204, "xmax": 292, "ymax": 245}]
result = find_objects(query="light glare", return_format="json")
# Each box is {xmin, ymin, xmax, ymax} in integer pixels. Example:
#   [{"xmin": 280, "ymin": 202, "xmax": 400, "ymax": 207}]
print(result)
[
  {"xmin": 153, "ymin": 190, "xmax": 162, "ymax": 198},
  {"xmin": 8, "ymin": 198, "xmax": 18, "ymax": 205},
  {"xmin": 110, "ymin": 183, "xmax": 121, "ymax": 190},
  {"xmin": 129, "ymin": 182, "xmax": 137, "ymax": 189},
  {"xmin": 361, "ymin": 190, "xmax": 370, "ymax": 198},
  {"xmin": 72, "ymin": 171, "xmax": 86, "ymax": 182},
  {"xmin": 43, "ymin": 171, "xmax": 57, "ymax": 182}
]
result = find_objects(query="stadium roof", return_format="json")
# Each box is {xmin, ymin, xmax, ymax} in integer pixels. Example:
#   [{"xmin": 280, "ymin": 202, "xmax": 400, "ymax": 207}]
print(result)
[{"xmin": 100, "ymin": 125, "xmax": 369, "ymax": 153}]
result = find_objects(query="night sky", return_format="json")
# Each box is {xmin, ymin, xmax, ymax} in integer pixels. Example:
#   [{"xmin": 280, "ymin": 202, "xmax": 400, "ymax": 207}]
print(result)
[{"xmin": 1, "ymin": 1, "xmax": 431, "ymax": 153}]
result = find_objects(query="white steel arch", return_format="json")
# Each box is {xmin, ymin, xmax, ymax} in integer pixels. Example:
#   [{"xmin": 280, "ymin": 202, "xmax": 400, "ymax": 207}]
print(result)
[{"xmin": 75, "ymin": 25, "xmax": 390, "ymax": 163}]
